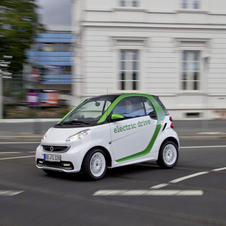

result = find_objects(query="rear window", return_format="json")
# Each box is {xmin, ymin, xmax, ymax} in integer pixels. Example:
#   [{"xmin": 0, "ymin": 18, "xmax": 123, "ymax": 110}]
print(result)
[{"xmin": 152, "ymin": 96, "xmax": 169, "ymax": 115}]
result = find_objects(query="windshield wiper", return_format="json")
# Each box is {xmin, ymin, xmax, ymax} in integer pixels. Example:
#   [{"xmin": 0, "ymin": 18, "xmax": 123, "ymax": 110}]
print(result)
[{"xmin": 59, "ymin": 120, "xmax": 90, "ymax": 125}]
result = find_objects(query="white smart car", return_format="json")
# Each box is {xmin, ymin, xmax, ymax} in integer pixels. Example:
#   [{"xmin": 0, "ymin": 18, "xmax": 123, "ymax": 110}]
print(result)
[{"xmin": 36, "ymin": 93, "xmax": 179, "ymax": 180}]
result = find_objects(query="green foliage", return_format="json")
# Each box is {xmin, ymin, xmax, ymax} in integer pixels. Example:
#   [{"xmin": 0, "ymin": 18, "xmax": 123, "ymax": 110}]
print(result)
[
  {"xmin": 0, "ymin": 0, "xmax": 45, "ymax": 74},
  {"xmin": 3, "ymin": 106, "xmax": 70, "ymax": 119}
]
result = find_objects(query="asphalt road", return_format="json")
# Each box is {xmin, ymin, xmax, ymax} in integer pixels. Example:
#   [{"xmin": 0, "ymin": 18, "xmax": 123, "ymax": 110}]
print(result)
[{"xmin": 0, "ymin": 139, "xmax": 226, "ymax": 226}]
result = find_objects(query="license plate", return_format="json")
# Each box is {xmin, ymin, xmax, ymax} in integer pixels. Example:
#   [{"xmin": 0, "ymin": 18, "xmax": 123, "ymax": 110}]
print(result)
[{"xmin": 44, "ymin": 154, "xmax": 61, "ymax": 162}]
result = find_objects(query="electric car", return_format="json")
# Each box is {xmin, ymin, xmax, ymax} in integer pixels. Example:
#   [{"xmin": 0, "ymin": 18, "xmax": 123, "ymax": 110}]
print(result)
[{"xmin": 36, "ymin": 93, "xmax": 179, "ymax": 180}]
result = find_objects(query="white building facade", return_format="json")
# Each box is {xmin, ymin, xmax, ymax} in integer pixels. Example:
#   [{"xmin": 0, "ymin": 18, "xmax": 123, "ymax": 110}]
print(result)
[{"xmin": 72, "ymin": 0, "xmax": 226, "ymax": 119}]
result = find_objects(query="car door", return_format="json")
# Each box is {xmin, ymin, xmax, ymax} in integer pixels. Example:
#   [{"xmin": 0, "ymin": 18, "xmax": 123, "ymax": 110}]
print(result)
[{"xmin": 109, "ymin": 96, "xmax": 157, "ymax": 162}]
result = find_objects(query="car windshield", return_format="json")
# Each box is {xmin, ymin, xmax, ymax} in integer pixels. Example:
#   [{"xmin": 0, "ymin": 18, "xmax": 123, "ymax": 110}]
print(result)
[{"xmin": 56, "ymin": 95, "xmax": 118, "ymax": 127}]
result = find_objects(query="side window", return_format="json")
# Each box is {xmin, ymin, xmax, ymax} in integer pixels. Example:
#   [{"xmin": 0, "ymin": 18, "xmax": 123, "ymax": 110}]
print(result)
[
  {"xmin": 143, "ymin": 98, "xmax": 154, "ymax": 114},
  {"xmin": 113, "ymin": 97, "xmax": 145, "ymax": 118},
  {"xmin": 103, "ymin": 101, "xmax": 112, "ymax": 112},
  {"xmin": 152, "ymin": 96, "xmax": 169, "ymax": 115},
  {"xmin": 142, "ymin": 98, "xmax": 157, "ymax": 120}
]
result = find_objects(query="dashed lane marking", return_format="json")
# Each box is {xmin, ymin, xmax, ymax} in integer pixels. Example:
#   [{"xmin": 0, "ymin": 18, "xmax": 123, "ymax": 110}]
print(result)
[
  {"xmin": 0, "ymin": 155, "xmax": 35, "ymax": 161},
  {"xmin": 169, "ymin": 172, "xmax": 209, "ymax": 184},
  {"xmin": 198, "ymin": 132, "xmax": 226, "ymax": 135},
  {"xmin": 180, "ymin": 145, "xmax": 226, "ymax": 149},
  {"xmin": 0, "ymin": 142, "xmax": 39, "ymax": 144},
  {"xmin": 150, "ymin": 183, "xmax": 169, "ymax": 189},
  {"xmin": 93, "ymin": 190, "xmax": 203, "ymax": 196},
  {"xmin": 212, "ymin": 167, "xmax": 226, "ymax": 172},
  {"xmin": 94, "ymin": 168, "xmax": 226, "ymax": 197},
  {"xmin": 0, "ymin": 190, "xmax": 24, "ymax": 196},
  {"xmin": 0, "ymin": 151, "xmax": 36, "ymax": 154}
]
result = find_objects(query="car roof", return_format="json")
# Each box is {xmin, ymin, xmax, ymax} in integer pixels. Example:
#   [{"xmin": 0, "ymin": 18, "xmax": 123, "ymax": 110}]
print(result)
[{"xmin": 89, "ymin": 93, "xmax": 157, "ymax": 99}]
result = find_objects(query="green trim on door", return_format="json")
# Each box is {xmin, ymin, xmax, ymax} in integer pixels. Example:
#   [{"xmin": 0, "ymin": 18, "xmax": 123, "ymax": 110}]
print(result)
[
  {"xmin": 57, "ymin": 99, "xmax": 87, "ymax": 124},
  {"xmin": 105, "ymin": 93, "xmax": 167, "ymax": 163},
  {"xmin": 116, "ymin": 123, "xmax": 162, "ymax": 162}
]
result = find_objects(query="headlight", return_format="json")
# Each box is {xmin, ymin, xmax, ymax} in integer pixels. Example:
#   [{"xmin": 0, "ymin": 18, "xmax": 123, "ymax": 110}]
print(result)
[
  {"xmin": 42, "ymin": 133, "xmax": 47, "ymax": 141},
  {"xmin": 66, "ymin": 129, "xmax": 90, "ymax": 142}
]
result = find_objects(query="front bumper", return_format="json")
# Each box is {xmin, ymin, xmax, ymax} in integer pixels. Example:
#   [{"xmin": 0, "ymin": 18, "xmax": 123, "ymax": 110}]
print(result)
[{"xmin": 35, "ymin": 144, "xmax": 83, "ymax": 173}]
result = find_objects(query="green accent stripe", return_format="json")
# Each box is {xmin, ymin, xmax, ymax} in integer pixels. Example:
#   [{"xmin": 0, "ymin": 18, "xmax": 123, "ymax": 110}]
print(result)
[
  {"xmin": 116, "ymin": 124, "xmax": 162, "ymax": 162},
  {"xmin": 97, "ymin": 93, "xmax": 157, "ymax": 124},
  {"xmin": 113, "ymin": 93, "xmax": 166, "ymax": 163},
  {"xmin": 97, "ymin": 95, "xmax": 128, "ymax": 124},
  {"xmin": 57, "ymin": 99, "xmax": 87, "ymax": 124},
  {"xmin": 65, "ymin": 93, "xmax": 167, "ymax": 163}
]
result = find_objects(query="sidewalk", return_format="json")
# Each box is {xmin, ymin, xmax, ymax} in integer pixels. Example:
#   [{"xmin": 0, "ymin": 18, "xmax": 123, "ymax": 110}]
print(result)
[
  {"xmin": 173, "ymin": 120, "xmax": 226, "ymax": 140},
  {"xmin": 0, "ymin": 118, "xmax": 226, "ymax": 140},
  {"xmin": 0, "ymin": 119, "xmax": 60, "ymax": 139}
]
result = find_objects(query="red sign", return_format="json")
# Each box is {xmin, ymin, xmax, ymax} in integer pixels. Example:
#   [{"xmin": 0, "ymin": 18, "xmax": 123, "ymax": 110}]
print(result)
[{"xmin": 30, "ymin": 69, "xmax": 40, "ymax": 82}]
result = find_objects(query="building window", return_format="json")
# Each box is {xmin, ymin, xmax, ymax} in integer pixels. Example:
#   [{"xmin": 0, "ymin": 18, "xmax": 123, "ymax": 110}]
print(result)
[
  {"xmin": 181, "ymin": 0, "xmax": 200, "ymax": 9},
  {"xmin": 42, "ymin": 43, "xmax": 55, "ymax": 52},
  {"xmin": 55, "ymin": 43, "xmax": 72, "ymax": 52},
  {"xmin": 45, "ymin": 66, "xmax": 71, "ymax": 75},
  {"xmin": 181, "ymin": 51, "xmax": 200, "ymax": 90},
  {"xmin": 119, "ymin": 0, "xmax": 138, "ymax": 7},
  {"xmin": 40, "ymin": 43, "xmax": 71, "ymax": 52},
  {"xmin": 31, "ymin": 43, "xmax": 42, "ymax": 51},
  {"xmin": 119, "ymin": 50, "xmax": 139, "ymax": 90},
  {"xmin": 63, "ymin": 66, "xmax": 71, "ymax": 74}
]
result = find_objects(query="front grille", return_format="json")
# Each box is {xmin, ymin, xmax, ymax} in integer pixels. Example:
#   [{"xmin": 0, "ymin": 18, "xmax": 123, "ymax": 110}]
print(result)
[{"xmin": 42, "ymin": 145, "xmax": 70, "ymax": 153}]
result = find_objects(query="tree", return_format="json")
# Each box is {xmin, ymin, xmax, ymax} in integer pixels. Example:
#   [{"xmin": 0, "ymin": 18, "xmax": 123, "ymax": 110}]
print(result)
[{"xmin": 0, "ymin": 0, "xmax": 45, "ymax": 75}]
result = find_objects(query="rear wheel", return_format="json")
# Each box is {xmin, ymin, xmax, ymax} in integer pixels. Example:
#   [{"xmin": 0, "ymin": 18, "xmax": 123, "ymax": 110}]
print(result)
[
  {"xmin": 82, "ymin": 148, "xmax": 107, "ymax": 180},
  {"xmin": 157, "ymin": 141, "xmax": 178, "ymax": 168}
]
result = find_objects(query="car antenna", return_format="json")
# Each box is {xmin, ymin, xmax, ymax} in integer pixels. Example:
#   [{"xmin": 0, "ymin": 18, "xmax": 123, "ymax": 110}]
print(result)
[{"xmin": 106, "ymin": 89, "xmax": 110, "ymax": 122}]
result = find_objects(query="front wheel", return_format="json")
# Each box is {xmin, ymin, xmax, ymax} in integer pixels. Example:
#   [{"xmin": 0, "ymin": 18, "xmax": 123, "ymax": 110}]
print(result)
[
  {"xmin": 157, "ymin": 141, "xmax": 178, "ymax": 168},
  {"xmin": 82, "ymin": 148, "xmax": 107, "ymax": 180}
]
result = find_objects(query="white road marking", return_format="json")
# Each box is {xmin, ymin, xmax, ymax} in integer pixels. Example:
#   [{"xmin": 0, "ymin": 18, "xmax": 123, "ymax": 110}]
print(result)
[
  {"xmin": 95, "ymin": 168, "xmax": 226, "ymax": 196},
  {"xmin": 0, "ymin": 151, "xmax": 37, "ymax": 154},
  {"xmin": 1, "ymin": 142, "xmax": 225, "ymax": 197},
  {"xmin": 0, "ymin": 142, "xmax": 39, "ymax": 144},
  {"xmin": 93, "ymin": 190, "xmax": 203, "ymax": 196},
  {"xmin": 198, "ymin": 132, "xmax": 226, "ymax": 135},
  {"xmin": 212, "ymin": 167, "xmax": 226, "ymax": 172},
  {"xmin": 180, "ymin": 145, "xmax": 226, "ymax": 149},
  {"xmin": 1, "ymin": 143, "xmax": 225, "ymax": 149},
  {"xmin": 0, "ymin": 155, "xmax": 35, "ymax": 161},
  {"xmin": 150, "ymin": 183, "xmax": 169, "ymax": 189},
  {"xmin": 0, "ymin": 190, "xmax": 24, "ymax": 196},
  {"xmin": 170, "ymin": 172, "xmax": 209, "ymax": 184}
]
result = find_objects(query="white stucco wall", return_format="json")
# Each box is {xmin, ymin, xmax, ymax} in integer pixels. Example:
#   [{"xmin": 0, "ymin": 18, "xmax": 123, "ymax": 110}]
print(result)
[{"xmin": 73, "ymin": 0, "xmax": 226, "ymax": 119}]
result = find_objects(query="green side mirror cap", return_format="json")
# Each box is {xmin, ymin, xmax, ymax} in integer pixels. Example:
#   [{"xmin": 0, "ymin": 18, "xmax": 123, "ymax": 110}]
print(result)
[{"xmin": 111, "ymin": 113, "xmax": 124, "ymax": 121}]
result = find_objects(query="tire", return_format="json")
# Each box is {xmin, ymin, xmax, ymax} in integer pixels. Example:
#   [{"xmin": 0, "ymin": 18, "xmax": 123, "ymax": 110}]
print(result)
[
  {"xmin": 82, "ymin": 148, "xmax": 107, "ymax": 180},
  {"xmin": 157, "ymin": 140, "xmax": 178, "ymax": 168}
]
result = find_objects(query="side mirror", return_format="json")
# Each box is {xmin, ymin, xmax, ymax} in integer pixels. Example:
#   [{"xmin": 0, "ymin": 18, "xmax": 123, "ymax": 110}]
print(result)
[{"xmin": 111, "ymin": 113, "xmax": 125, "ymax": 121}]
